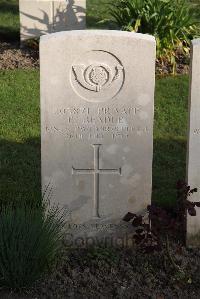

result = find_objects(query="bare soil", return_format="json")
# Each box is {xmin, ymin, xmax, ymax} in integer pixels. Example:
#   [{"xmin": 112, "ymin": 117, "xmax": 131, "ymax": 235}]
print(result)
[
  {"xmin": 0, "ymin": 42, "xmax": 39, "ymax": 70},
  {"xmin": 1, "ymin": 245, "xmax": 200, "ymax": 299},
  {"xmin": 156, "ymin": 54, "xmax": 190, "ymax": 75}
]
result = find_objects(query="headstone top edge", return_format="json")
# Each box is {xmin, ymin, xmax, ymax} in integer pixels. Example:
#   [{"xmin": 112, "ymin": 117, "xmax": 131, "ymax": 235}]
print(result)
[
  {"xmin": 40, "ymin": 30, "xmax": 155, "ymax": 44},
  {"xmin": 192, "ymin": 38, "xmax": 200, "ymax": 46}
]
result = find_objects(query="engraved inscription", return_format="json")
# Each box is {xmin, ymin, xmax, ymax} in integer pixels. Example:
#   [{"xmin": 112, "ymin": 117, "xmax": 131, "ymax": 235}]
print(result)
[
  {"xmin": 194, "ymin": 128, "xmax": 200, "ymax": 135},
  {"xmin": 71, "ymin": 50, "xmax": 125, "ymax": 102},
  {"xmin": 46, "ymin": 125, "xmax": 149, "ymax": 140},
  {"xmin": 72, "ymin": 63, "xmax": 123, "ymax": 92},
  {"xmin": 72, "ymin": 144, "xmax": 121, "ymax": 218},
  {"xmin": 46, "ymin": 105, "xmax": 150, "ymax": 140}
]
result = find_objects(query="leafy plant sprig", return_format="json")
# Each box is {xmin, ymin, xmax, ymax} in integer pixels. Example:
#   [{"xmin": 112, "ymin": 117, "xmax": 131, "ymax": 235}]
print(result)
[{"xmin": 123, "ymin": 181, "xmax": 199, "ymax": 282}]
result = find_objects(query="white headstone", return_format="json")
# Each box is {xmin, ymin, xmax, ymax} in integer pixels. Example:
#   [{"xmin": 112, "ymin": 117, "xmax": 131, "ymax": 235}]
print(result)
[
  {"xmin": 41, "ymin": 30, "xmax": 156, "ymax": 245},
  {"xmin": 187, "ymin": 38, "xmax": 200, "ymax": 246},
  {"xmin": 19, "ymin": 0, "xmax": 86, "ymax": 41}
]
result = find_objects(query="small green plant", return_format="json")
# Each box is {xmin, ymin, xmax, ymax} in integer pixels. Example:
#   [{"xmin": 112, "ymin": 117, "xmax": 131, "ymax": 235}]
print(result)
[
  {"xmin": 110, "ymin": 0, "xmax": 200, "ymax": 73},
  {"xmin": 86, "ymin": 247, "xmax": 119, "ymax": 265},
  {"xmin": 0, "ymin": 201, "xmax": 66, "ymax": 289}
]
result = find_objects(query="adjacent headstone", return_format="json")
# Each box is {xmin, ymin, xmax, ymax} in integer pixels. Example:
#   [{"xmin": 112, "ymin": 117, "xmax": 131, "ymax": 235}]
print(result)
[
  {"xmin": 187, "ymin": 38, "xmax": 200, "ymax": 246},
  {"xmin": 41, "ymin": 30, "xmax": 156, "ymax": 246},
  {"xmin": 19, "ymin": 0, "xmax": 86, "ymax": 41}
]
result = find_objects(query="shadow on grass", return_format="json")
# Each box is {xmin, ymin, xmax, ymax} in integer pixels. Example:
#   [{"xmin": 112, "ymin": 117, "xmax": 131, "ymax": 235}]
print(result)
[
  {"xmin": 0, "ymin": 1, "xmax": 18, "ymax": 14},
  {"xmin": 0, "ymin": 136, "xmax": 186, "ymax": 209},
  {"xmin": 0, "ymin": 27, "xmax": 19, "ymax": 42},
  {"xmin": 0, "ymin": 137, "xmax": 41, "ymax": 207},
  {"xmin": 152, "ymin": 138, "xmax": 187, "ymax": 244},
  {"xmin": 0, "ymin": 0, "xmax": 19, "ymax": 41},
  {"xmin": 152, "ymin": 137, "xmax": 187, "ymax": 207}
]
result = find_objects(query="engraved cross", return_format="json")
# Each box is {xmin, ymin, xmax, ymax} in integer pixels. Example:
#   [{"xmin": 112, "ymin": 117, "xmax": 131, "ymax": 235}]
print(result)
[{"xmin": 72, "ymin": 144, "xmax": 121, "ymax": 218}]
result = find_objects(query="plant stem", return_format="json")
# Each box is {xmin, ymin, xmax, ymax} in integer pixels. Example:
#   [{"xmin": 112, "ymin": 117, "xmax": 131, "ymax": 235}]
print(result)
[{"xmin": 166, "ymin": 234, "xmax": 184, "ymax": 273}]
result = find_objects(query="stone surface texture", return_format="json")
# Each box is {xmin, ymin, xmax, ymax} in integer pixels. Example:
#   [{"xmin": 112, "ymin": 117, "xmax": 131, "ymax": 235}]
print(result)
[
  {"xmin": 187, "ymin": 39, "xmax": 200, "ymax": 246},
  {"xmin": 19, "ymin": 0, "xmax": 86, "ymax": 41},
  {"xmin": 40, "ymin": 30, "xmax": 156, "ymax": 244}
]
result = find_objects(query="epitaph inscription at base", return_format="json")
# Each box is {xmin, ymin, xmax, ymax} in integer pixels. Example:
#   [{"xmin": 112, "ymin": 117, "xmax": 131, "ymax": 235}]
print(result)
[{"xmin": 40, "ymin": 31, "xmax": 156, "ymax": 243}]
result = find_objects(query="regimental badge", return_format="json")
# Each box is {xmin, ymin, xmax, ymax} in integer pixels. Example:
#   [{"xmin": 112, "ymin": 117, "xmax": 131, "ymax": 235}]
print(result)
[{"xmin": 71, "ymin": 50, "xmax": 125, "ymax": 103}]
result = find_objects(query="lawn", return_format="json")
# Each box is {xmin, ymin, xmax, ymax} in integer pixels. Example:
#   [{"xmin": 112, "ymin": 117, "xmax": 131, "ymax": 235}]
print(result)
[
  {"xmin": 0, "ymin": 0, "xmax": 19, "ymax": 40},
  {"xmin": 0, "ymin": 70, "xmax": 189, "ymax": 207},
  {"xmin": 0, "ymin": 70, "xmax": 40, "ymax": 206},
  {"xmin": 87, "ymin": 0, "xmax": 116, "ymax": 29},
  {"xmin": 153, "ymin": 75, "xmax": 188, "ymax": 206}
]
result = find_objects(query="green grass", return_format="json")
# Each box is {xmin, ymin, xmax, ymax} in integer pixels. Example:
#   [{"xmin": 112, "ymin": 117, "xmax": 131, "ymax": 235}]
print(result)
[
  {"xmin": 0, "ymin": 70, "xmax": 40, "ymax": 205},
  {"xmin": 153, "ymin": 75, "xmax": 188, "ymax": 206},
  {"xmin": 86, "ymin": 0, "xmax": 117, "ymax": 29},
  {"xmin": 0, "ymin": 0, "xmax": 19, "ymax": 40},
  {"xmin": 190, "ymin": 0, "xmax": 200, "ymax": 18},
  {"xmin": 0, "ymin": 70, "xmax": 189, "ymax": 207}
]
